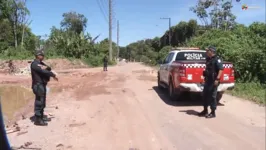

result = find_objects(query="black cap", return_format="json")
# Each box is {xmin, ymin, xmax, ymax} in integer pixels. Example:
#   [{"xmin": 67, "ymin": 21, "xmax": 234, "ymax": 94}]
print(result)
[
  {"xmin": 35, "ymin": 50, "xmax": 44, "ymax": 56},
  {"xmin": 206, "ymin": 46, "xmax": 216, "ymax": 52}
]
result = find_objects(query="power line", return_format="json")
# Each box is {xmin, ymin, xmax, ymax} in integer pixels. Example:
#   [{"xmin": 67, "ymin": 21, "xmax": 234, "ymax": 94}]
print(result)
[
  {"xmin": 100, "ymin": 0, "xmax": 108, "ymax": 17},
  {"xmin": 100, "ymin": 0, "xmax": 108, "ymax": 10},
  {"xmin": 96, "ymin": 0, "xmax": 108, "ymax": 23}
]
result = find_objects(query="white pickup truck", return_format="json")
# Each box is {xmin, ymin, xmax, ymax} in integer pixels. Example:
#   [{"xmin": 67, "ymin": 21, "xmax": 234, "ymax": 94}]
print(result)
[{"xmin": 157, "ymin": 47, "xmax": 235, "ymax": 102}]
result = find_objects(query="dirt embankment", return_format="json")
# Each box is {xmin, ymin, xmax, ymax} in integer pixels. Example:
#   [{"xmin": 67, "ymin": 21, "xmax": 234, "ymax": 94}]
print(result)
[
  {"xmin": 0, "ymin": 58, "xmax": 87, "ymax": 75},
  {"xmin": 0, "ymin": 58, "xmax": 88, "ymax": 84}
]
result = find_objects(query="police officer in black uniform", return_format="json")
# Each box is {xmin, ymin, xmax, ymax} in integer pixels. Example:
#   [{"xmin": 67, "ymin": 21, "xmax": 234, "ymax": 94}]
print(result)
[
  {"xmin": 31, "ymin": 50, "xmax": 58, "ymax": 126},
  {"xmin": 103, "ymin": 56, "xmax": 108, "ymax": 71},
  {"xmin": 198, "ymin": 46, "xmax": 223, "ymax": 118}
]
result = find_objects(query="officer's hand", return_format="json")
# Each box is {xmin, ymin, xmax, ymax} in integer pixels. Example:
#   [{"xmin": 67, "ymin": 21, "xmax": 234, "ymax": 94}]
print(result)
[
  {"xmin": 53, "ymin": 76, "xmax": 58, "ymax": 81},
  {"xmin": 202, "ymin": 80, "xmax": 205, "ymax": 84},
  {"xmin": 214, "ymin": 80, "xmax": 219, "ymax": 86},
  {"xmin": 41, "ymin": 65, "xmax": 48, "ymax": 70}
]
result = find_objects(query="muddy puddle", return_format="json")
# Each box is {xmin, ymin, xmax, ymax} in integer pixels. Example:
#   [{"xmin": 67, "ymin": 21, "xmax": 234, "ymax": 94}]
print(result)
[{"xmin": 0, "ymin": 85, "xmax": 33, "ymax": 120}]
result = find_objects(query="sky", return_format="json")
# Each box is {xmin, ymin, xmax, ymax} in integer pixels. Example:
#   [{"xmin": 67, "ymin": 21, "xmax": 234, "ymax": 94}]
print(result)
[{"xmin": 26, "ymin": 0, "xmax": 265, "ymax": 46}]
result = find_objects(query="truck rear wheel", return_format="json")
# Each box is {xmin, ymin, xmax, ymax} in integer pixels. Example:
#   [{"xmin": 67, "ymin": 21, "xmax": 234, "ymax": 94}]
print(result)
[{"xmin": 168, "ymin": 79, "xmax": 180, "ymax": 101}]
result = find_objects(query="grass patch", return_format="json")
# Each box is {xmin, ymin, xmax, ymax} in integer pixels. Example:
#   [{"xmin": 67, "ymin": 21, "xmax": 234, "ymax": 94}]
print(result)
[{"xmin": 229, "ymin": 82, "xmax": 266, "ymax": 105}]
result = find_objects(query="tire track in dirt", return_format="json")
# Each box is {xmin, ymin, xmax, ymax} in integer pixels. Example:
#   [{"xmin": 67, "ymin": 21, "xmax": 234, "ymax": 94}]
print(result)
[{"xmin": 107, "ymin": 88, "xmax": 164, "ymax": 150}]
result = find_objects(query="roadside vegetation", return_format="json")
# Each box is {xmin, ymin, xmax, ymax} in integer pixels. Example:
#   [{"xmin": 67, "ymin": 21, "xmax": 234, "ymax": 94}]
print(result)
[
  {"xmin": 0, "ymin": 0, "xmax": 117, "ymax": 66},
  {"xmin": 119, "ymin": 1, "xmax": 266, "ymax": 104},
  {"xmin": 0, "ymin": 0, "xmax": 265, "ymax": 103}
]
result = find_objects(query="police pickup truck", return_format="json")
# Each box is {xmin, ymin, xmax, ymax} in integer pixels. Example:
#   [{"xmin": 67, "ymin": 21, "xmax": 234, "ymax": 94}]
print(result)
[{"xmin": 157, "ymin": 47, "xmax": 235, "ymax": 102}]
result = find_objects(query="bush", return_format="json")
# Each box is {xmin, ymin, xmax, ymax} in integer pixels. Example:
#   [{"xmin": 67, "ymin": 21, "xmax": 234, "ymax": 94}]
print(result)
[
  {"xmin": 157, "ymin": 46, "xmax": 172, "ymax": 62},
  {"xmin": 230, "ymin": 82, "xmax": 266, "ymax": 104},
  {"xmin": 82, "ymin": 55, "xmax": 103, "ymax": 67},
  {"xmin": 0, "ymin": 47, "xmax": 33, "ymax": 60},
  {"xmin": 188, "ymin": 26, "xmax": 266, "ymax": 84},
  {"xmin": 81, "ymin": 54, "xmax": 117, "ymax": 67}
]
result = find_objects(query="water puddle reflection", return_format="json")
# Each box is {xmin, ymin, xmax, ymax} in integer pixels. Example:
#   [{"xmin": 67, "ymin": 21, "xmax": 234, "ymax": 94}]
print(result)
[{"xmin": 0, "ymin": 85, "xmax": 33, "ymax": 120}]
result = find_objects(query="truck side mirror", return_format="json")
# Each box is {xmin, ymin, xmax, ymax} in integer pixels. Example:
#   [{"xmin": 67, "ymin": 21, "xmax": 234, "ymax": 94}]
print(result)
[{"xmin": 157, "ymin": 60, "xmax": 162, "ymax": 64}]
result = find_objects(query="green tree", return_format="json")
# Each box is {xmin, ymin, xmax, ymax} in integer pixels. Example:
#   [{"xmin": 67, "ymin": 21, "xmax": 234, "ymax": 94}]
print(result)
[
  {"xmin": 60, "ymin": 11, "xmax": 87, "ymax": 34},
  {"xmin": 190, "ymin": 0, "xmax": 236, "ymax": 30},
  {"xmin": 0, "ymin": 0, "xmax": 30, "ymax": 48}
]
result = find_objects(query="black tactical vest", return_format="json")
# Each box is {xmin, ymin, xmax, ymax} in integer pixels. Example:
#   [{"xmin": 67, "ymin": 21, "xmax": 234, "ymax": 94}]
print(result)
[{"xmin": 205, "ymin": 56, "xmax": 219, "ymax": 82}]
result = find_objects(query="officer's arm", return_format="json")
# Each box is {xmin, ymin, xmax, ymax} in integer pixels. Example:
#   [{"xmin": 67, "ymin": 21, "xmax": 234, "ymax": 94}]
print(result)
[
  {"xmin": 31, "ymin": 62, "xmax": 55, "ymax": 77},
  {"xmin": 216, "ymin": 59, "xmax": 224, "ymax": 80},
  {"xmin": 41, "ymin": 62, "xmax": 52, "ymax": 71}
]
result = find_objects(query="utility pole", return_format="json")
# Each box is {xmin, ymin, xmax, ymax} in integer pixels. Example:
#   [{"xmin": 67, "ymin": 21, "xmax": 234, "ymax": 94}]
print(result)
[
  {"xmin": 117, "ymin": 20, "xmax": 119, "ymax": 60},
  {"xmin": 160, "ymin": 17, "xmax": 171, "ymax": 46},
  {"xmin": 109, "ymin": 0, "xmax": 112, "ymax": 61},
  {"xmin": 160, "ymin": 18, "xmax": 172, "ymax": 46}
]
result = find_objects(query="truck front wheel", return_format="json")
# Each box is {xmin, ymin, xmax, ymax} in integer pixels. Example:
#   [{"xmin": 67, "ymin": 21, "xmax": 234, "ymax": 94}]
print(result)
[{"xmin": 157, "ymin": 74, "xmax": 163, "ymax": 89}]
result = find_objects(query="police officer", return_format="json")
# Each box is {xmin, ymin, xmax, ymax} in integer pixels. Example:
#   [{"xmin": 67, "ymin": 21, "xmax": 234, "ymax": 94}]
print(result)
[
  {"xmin": 103, "ymin": 56, "xmax": 108, "ymax": 71},
  {"xmin": 198, "ymin": 46, "xmax": 223, "ymax": 118},
  {"xmin": 31, "ymin": 50, "xmax": 58, "ymax": 126}
]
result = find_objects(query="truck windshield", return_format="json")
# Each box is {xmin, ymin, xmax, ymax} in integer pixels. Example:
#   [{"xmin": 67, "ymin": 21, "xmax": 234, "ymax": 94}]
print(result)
[{"xmin": 175, "ymin": 51, "xmax": 206, "ymax": 61}]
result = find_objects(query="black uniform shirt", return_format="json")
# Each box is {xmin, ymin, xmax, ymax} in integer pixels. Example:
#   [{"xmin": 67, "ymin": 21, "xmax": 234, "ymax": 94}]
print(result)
[
  {"xmin": 30, "ymin": 59, "xmax": 55, "ymax": 87},
  {"xmin": 205, "ymin": 55, "xmax": 223, "ymax": 82},
  {"xmin": 103, "ymin": 57, "xmax": 108, "ymax": 65}
]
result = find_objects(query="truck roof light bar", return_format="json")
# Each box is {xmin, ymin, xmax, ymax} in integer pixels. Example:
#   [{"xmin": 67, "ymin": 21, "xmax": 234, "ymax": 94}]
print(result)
[{"xmin": 172, "ymin": 47, "xmax": 200, "ymax": 50}]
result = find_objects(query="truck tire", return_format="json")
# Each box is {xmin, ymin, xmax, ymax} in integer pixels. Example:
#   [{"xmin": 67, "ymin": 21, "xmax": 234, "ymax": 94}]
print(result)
[
  {"xmin": 157, "ymin": 74, "xmax": 163, "ymax": 89},
  {"xmin": 168, "ymin": 79, "xmax": 180, "ymax": 101}
]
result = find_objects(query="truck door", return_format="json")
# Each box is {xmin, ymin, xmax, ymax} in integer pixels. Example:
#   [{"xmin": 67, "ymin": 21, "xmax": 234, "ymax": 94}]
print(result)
[
  {"xmin": 164, "ymin": 52, "xmax": 175, "ymax": 84},
  {"xmin": 161, "ymin": 53, "xmax": 174, "ymax": 83},
  {"xmin": 159, "ymin": 54, "xmax": 169, "ymax": 83}
]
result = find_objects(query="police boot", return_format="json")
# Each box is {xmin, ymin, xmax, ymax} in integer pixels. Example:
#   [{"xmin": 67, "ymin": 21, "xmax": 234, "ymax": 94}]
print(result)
[
  {"xmin": 198, "ymin": 109, "xmax": 208, "ymax": 117},
  {"xmin": 41, "ymin": 114, "xmax": 51, "ymax": 122},
  {"xmin": 34, "ymin": 116, "xmax": 48, "ymax": 126},
  {"xmin": 206, "ymin": 110, "xmax": 216, "ymax": 118}
]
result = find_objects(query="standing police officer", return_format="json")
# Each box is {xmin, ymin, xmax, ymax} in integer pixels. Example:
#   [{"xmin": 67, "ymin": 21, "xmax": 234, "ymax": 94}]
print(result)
[
  {"xmin": 103, "ymin": 56, "xmax": 108, "ymax": 71},
  {"xmin": 30, "ymin": 50, "xmax": 58, "ymax": 126},
  {"xmin": 198, "ymin": 46, "xmax": 223, "ymax": 118}
]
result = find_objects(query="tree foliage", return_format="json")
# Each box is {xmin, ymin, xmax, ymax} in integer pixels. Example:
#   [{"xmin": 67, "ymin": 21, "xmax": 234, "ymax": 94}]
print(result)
[
  {"xmin": 190, "ymin": 0, "xmax": 236, "ymax": 30},
  {"xmin": 60, "ymin": 11, "xmax": 87, "ymax": 34},
  {"xmin": 0, "ymin": 6, "xmax": 118, "ymax": 66},
  {"xmin": 120, "ymin": 20, "xmax": 266, "ymax": 84},
  {"xmin": 0, "ymin": 0, "xmax": 265, "ymax": 81},
  {"xmin": 44, "ymin": 13, "xmax": 118, "ymax": 66},
  {"xmin": 188, "ymin": 23, "xmax": 266, "ymax": 83},
  {"xmin": 0, "ymin": 0, "xmax": 35, "ymax": 58}
]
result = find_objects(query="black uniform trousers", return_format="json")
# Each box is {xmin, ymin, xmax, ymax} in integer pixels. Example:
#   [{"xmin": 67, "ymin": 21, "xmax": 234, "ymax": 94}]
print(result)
[
  {"xmin": 32, "ymin": 83, "xmax": 47, "ymax": 117},
  {"xmin": 203, "ymin": 81, "xmax": 218, "ymax": 111},
  {"xmin": 103, "ymin": 63, "xmax": 107, "ymax": 71}
]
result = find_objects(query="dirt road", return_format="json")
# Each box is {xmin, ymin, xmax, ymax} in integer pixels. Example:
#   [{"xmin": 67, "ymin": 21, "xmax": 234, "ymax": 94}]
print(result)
[{"xmin": 7, "ymin": 63, "xmax": 265, "ymax": 150}]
